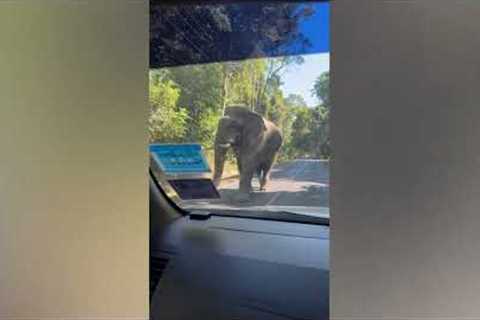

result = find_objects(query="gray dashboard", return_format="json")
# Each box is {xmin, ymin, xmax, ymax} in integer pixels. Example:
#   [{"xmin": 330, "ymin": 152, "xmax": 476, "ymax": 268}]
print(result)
[{"xmin": 151, "ymin": 215, "xmax": 329, "ymax": 320}]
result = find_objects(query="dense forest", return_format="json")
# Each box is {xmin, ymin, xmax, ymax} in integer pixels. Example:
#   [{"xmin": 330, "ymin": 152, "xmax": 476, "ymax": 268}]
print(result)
[{"xmin": 149, "ymin": 56, "xmax": 330, "ymax": 163}]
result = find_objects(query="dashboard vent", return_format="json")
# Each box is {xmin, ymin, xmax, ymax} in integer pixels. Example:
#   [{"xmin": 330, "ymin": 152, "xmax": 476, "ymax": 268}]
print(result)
[{"xmin": 150, "ymin": 256, "xmax": 169, "ymax": 301}]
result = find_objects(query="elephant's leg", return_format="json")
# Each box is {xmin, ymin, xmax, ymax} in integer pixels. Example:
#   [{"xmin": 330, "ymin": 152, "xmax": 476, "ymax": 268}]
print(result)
[
  {"xmin": 233, "ymin": 170, "xmax": 254, "ymax": 202},
  {"xmin": 238, "ymin": 166, "xmax": 255, "ymax": 195},
  {"xmin": 255, "ymin": 167, "xmax": 262, "ymax": 189},
  {"xmin": 259, "ymin": 156, "xmax": 275, "ymax": 191},
  {"xmin": 233, "ymin": 148, "xmax": 242, "ymax": 175},
  {"xmin": 256, "ymin": 167, "xmax": 262, "ymax": 179},
  {"xmin": 239, "ymin": 172, "xmax": 254, "ymax": 193},
  {"xmin": 259, "ymin": 170, "xmax": 268, "ymax": 191},
  {"xmin": 236, "ymin": 158, "xmax": 242, "ymax": 175}
]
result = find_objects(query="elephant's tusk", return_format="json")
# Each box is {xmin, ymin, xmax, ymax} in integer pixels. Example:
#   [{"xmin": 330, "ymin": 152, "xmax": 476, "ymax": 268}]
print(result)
[{"xmin": 217, "ymin": 143, "xmax": 231, "ymax": 148}]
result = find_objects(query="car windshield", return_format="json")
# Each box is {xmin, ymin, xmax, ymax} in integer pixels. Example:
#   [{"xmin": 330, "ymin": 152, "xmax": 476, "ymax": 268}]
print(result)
[{"xmin": 149, "ymin": 1, "xmax": 330, "ymax": 219}]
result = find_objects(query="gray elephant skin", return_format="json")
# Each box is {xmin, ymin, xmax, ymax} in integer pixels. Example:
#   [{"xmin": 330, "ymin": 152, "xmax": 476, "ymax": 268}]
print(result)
[{"xmin": 213, "ymin": 106, "xmax": 283, "ymax": 197}]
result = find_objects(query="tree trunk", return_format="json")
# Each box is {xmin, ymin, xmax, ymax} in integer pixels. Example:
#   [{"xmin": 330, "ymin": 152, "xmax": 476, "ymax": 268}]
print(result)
[{"xmin": 221, "ymin": 70, "xmax": 229, "ymax": 116}]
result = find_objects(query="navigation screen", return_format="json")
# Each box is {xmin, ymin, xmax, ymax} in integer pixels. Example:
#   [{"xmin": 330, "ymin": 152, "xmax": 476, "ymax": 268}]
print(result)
[{"xmin": 150, "ymin": 144, "xmax": 210, "ymax": 174}]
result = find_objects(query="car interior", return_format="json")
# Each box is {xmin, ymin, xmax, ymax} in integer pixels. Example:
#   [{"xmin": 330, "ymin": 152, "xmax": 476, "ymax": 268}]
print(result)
[{"xmin": 149, "ymin": 1, "xmax": 329, "ymax": 319}]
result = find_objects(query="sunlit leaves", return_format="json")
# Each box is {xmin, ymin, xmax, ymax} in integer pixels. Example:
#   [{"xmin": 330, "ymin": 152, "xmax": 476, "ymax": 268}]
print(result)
[
  {"xmin": 148, "ymin": 61, "xmax": 330, "ymax": 159},
  {"xmin": 148, "ymin": 70, "xmax": 189, "ymax": 142}
]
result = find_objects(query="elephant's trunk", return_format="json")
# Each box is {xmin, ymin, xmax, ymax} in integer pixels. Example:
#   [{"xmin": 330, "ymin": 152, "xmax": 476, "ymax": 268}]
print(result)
[{"xmin": 213, "ymin": 144, "xmax": 228, "ymax": 187}]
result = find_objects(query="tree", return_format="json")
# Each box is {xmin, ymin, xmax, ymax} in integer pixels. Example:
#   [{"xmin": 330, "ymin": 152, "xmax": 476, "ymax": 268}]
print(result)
[
  {"xmin": 256, "ymin": 55, "xmax": 304, "ymax": 114},
  {"xmin": 285, "ymin": 93, "xmax": 308, "ymax": 108},
  {"xmin": 289, "ymin": 106, "xmax": 315, "ymax": 157},
  {"xmin": 148, "ymin": 45, "xmax": 329, "ymax": 161},
  {"xmin": 312, "ymin": 71, "xmax": 330, "ymax": 108},
  {"xmin": 267, "ymin": 88, "xmax": 287, "ymax": 128},
  {"xmin": 148, "ymin": 70, "xmax": 189, "ymax": 142},
  {"xmin": 150, "ymin": 3, "xmax": 315, "ymax": 68},
  {"xmin": 226, "ymin": 59, "xmax": 267, "ymax": 112},
  {"xmin": 168, "ymin": 63, "xmax": 224, "ymax": 145},
  {"xmin": 311, "ymin": 71, "xmax": 331, "ymax": 158}
]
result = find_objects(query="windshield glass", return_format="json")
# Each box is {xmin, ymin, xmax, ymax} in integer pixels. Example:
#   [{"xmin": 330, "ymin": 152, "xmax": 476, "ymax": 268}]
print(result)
[{"xmin": 149, "ymin": 2, "xmax": 329, "ymax": 219}]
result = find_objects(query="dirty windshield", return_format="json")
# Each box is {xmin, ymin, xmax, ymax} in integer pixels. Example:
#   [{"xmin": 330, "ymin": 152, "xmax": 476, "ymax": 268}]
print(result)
[{"xmin": 149, "ymin": 2, "xmax": 330, "ymax": 218}]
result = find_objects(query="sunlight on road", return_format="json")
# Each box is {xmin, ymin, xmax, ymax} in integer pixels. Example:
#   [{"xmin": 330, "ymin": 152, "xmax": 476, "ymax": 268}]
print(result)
[{"xmin": 184, "ymin": 159, "xmax": 329, "ymax": 211}]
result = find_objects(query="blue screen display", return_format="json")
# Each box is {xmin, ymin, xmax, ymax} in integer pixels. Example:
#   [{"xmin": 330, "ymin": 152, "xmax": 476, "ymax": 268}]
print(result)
[{"xmin": 149, "ymin": 144, "xmax": 210, "ymax": 174}]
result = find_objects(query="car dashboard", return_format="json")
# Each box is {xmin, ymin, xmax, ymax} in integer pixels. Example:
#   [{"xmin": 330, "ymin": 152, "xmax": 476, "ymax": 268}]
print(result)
[{"xmin": 150, "ymin": 213, "xmax": 329, "ymax": 320}]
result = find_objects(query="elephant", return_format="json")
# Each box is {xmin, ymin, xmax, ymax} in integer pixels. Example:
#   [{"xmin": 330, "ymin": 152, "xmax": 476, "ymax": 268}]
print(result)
[{"xmin": 212, "ymin": 106, "xmax": 283, "ymax": 199}]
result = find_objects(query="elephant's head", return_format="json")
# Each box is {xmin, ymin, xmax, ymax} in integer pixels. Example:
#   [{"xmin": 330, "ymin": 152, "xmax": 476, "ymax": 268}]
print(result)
[{"xmin": 213, "ymin": 106, "xmax": 266, "ymax": 187}]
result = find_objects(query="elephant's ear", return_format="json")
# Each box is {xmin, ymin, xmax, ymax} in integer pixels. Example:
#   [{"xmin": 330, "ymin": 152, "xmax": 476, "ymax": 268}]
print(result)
[{"xmin": 225, "ymin": 106, "xmax": 266, "ymax": 146}]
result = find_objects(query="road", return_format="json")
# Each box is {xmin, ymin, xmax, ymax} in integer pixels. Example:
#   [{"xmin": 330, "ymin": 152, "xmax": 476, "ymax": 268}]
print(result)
[{"xmin": 182, "ymin": 159, "xmax": 329, "ymax": 211}]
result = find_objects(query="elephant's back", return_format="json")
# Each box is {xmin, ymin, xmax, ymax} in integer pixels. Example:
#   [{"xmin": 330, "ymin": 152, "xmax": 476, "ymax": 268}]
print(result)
[{"xmin": 264, "ymin": 119, "xmax": 283, "ymax": 150}]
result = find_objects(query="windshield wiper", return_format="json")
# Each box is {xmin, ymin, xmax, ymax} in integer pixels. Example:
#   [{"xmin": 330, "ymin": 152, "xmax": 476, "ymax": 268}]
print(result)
[{"xmin": 189, "ymin": 208, "xmax": 329, "ymax": 226}]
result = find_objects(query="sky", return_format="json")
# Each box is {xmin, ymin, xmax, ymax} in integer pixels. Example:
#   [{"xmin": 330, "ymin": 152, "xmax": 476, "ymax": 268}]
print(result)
[
  {"xmin": 279, "ymin": 2, "xmax": 329, "ymax": 108},
  {"xmin": 280, "ymin": 53, "xmax": 330, "ymax": 108},
  {"xmin": 298, "ymin": 2, "xmax": 329, "ymax": 55}
]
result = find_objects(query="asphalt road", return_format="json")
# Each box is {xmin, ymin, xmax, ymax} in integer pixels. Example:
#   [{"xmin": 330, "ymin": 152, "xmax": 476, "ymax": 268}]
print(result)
[{"xmin": 183, "ymin": 159, "xmax": 329, "ymax": 210}]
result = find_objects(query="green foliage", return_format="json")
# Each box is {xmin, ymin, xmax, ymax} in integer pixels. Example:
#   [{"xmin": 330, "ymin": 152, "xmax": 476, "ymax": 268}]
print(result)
[
  {"xmin": 288, "ymin": 107, "xmax": 313, "ymax": 157},
  {"xmin": 280, "ymin": 71, "xmax": 331, "ymax": 160},
  {"xmin": 148, "ymin": 70, "xmax": 189, "ymax": 143},
  {"xmin": 285, "ymin": 94, "xmax": 308, "ymax": 108},
  {"xmin": 267, "ymin": 89, "xmax": 287, "ymax": 128},
  {"xmin": 148, "ymin": 59, "xmax": 331, "ymax": 162},
  {"xmin": 228, "ymin": 59, "xmax": 267, "ymax": 110},
  {"xmin": 309, "ymin": 71, "xmax": 331, "ymax": 158},
  {"xmin": 312, "ymin": 72, "xmax": 330, "ymax": 108},
  {"xmin": 196, "ymin": 109, "xmax": 222, "ymax": 149},
  {"xmin": 168, "ymin": 63, "xmax": 224, "ymax": 146}
]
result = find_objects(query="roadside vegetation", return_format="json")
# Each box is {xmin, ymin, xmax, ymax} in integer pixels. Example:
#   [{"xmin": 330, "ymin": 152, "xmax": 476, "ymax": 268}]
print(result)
[{"xmin": 149, "ymin": 56, "xmax": 330, "ymax": 176}]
